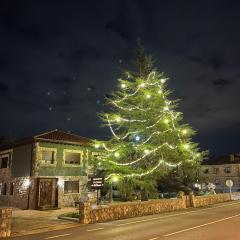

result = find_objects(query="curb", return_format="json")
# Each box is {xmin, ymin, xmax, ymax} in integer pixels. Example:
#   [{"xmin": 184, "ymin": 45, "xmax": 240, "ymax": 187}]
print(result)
[
  {"xmin": 58, "ymin": 216, "xmax": 79, "ymax": 222},
  {"xmin": 11, "ymin": 223, "xmax": 80, "ymax": 237}
]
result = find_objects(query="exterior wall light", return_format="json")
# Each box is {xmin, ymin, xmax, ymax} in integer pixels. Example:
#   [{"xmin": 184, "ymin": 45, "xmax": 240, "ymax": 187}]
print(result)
[
  {"xmin": 57, "ymin": 179, "xmax": 64, "ymax": 188},
  {"xmin": 22, "ymin": 179, "xmax": 31, "ymax": 188}
]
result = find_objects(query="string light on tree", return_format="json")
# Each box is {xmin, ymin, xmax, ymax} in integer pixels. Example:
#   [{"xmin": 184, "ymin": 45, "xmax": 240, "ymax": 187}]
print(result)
[
  {"xmin": 144, "ymin": 149, "xmax": 150, "ymax": 154},
  {"xmin": 161, "ymin": 78, "xmax": 167, "ymax": 83},
  {"xmin": 94, "ymin": 144, "xmax": 100, "ymax": 149},
  {"xmin": 112, "ymin": 175, "xmax": 119, "ymax": 182},
  {"xmin": 163, "ymin": 118, "xmax": 170, "ymax": 124},
  {"xmin": 135, "ymin": 135, "xmax": 141, "ymax": 142},
  {"xmin": 115, "ymin": 116, "xmax": 121, "ymax": 122},
  {"xmin": 182, "ymin": 129, "xmax": 188, "ymax": 135},
  {"xmin": 114, "ymin": 152, "xmax": 120, "ymax": 157},
  {"xmin": 183, "ymin": 143, "xmax": 190, "ymax": 150},
  {"xmin": 121, "ymin": 83, "xmax": 126, "ymax": 89}
]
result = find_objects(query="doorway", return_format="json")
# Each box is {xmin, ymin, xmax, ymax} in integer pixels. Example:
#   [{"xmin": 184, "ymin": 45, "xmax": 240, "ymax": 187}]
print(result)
[{"xmin": 37, "ymin": 178, "xmax": 58, "ymax": 209}]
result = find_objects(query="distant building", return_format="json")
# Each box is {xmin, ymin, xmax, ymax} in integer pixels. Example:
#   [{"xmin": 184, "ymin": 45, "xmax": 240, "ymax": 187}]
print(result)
[
  {"xmin": 0, "ymin": 129, "xmax": 95, "ymax": 209},
  {"xmin": 201, "ymin": 154, "xmax": 240, "ymax": 193}
]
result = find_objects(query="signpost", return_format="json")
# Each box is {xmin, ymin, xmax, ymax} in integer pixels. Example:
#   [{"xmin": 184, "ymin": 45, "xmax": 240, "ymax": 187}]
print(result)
[
  {"xmin": 91, "ymin": 176, "xmax": 104, "ymax": 205},
  {"xmin": 226, "ymin": 179, "xmax": 233, "ymax": 200}
]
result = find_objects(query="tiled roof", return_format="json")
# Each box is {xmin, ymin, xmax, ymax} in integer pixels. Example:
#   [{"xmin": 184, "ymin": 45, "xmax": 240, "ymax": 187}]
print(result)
[
  {"xmin": 202, "ymin": 154, "xmax": 240, "ymax": 165},
  {"xmin": 35, "ymin": 129, "xmax": 91, "ymax": 146},
  {"xmin": 0, "ymin": 129, "xmax": 92, "ymax": 151}
]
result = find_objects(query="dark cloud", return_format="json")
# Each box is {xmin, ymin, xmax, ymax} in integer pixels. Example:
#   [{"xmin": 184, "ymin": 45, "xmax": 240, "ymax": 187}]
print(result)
[
  {"xmin": 210, "ymin": 54, "xmax": 226, "ymax": 71},
  {"xmin": 188, "ymin": 103, "xmax": 212, "ymax": 118},
  {"xmin": 105, "ymin": 21, "xmax": 131, "ymax": 43},
  {"xmin": 212, "ymin": 78, "xmax": 232, "ymax": 91},
  {"xmin": 187, "ymin": 53, "xmax": 226, "ymax": 71},
  {"xmin": 67, "ymin": 46, "xmax": 102, "ymax": 65}
]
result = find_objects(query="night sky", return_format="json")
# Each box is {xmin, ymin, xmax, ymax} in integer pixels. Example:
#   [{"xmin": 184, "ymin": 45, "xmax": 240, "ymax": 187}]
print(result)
[{"xmin": 0, "ymin": 0, "xmax": 240, "ymax": 156}]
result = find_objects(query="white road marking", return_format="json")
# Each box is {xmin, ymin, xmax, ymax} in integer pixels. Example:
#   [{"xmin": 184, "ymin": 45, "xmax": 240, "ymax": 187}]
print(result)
[
  {"xmin": 45, "ymin": 233, "xmax": 71, "ymax": 239},
  {"xmin": 87, "ymin": 227, "xmax": 104, "ymax": 232},
  {"xmin": 117, "ymin": 201, "xmax": 240, "ymax": 226},
  {"xmin": 148, "ymin": 237, "xmax": 158, "ymax": 240},
  {"xmin": 164, "ymin": 213, "xmax": 240, "ymax": 237}
]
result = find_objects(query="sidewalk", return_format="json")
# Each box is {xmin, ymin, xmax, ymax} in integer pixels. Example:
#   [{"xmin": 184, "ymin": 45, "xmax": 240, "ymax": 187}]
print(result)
[{"xmin": 11, "ymin": 207, "xmax": 80, "ymax": 237}]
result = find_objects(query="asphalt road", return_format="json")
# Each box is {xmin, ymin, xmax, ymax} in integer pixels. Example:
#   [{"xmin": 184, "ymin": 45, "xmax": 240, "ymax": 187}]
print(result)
[{"xmin": 11, "ymin": 201, "xmax": 240, "ymax": 240}]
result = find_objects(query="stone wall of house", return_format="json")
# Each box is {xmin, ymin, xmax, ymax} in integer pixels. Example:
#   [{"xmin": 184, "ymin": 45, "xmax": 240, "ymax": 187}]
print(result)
[
  {"xmin": 58, "ymin": 176, "xmax": 88, "ymax": 207},
  {"xmin": 34, "ymin": 142, "xmax": 89, "ymax": 177},
  {"xmin": 0, "ymin": 177, "xmax": 37, "ymax": 210},
  {"xmin": 0, "ymin": 208, "xmax": 12, "ymax": 238},
  {"xmin": 0, "ymin": 167, "xmax": 11, "ymax": 208}
]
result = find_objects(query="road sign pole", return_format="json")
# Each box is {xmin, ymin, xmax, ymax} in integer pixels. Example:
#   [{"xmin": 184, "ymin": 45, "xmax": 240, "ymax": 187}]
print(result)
[
  {"xmin": 226, "ymin": 180, "xmax": 233, "ymax": 200},
  {"xmin": 97, "ymin": 189, "xmax": 99, "ymax": 205}
]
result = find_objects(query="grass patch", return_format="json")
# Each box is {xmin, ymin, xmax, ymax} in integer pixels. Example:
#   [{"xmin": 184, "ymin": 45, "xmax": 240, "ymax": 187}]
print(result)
[{"xmin": 61, "ymin": 212, "xmax": 79, "ymax": 219}]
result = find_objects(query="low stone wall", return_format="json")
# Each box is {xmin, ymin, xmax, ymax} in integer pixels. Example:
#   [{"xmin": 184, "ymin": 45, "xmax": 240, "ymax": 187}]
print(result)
[
  {"xmin": 192, "ymin": 193, "xmax": 230, "ymax": 207},
  {"xmin": 192, "ymin": 192, "xmax": 240, "ymax": 207},
  {"xmin": 0, "ymin": 208, "xmax": 12, "ymax": 238},
  {"xmin": 79, "ymin": 195, "xmax": 186, "ymax": 224},
  {"xmin": 79, "ymin": 192, "xmax": 240, "ymax": 224}
]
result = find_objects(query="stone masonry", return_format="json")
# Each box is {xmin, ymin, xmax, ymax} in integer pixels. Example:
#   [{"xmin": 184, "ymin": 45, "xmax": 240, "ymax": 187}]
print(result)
[
  {"xmin": 0, "ymin": 208, "xmax": 12, "ymax": 238},
  {"xmin": 79, "ymin": 194, "xmax": 186, "ymax": 224},
  {"xmin": 79, "ymin": 192, "xmax": 240, "ymax": 224}
]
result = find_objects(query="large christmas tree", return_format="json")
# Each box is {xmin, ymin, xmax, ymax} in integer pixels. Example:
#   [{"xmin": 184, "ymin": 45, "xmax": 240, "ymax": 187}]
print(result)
[{"xmin": 94, "ymin": 46, "xmax": 205, "ymax": 193}]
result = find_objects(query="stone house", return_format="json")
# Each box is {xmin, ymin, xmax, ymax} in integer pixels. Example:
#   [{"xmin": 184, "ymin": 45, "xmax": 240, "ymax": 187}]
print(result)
[
  {"xmin": 0, "ymin": 129, "xmax": 95, "ymax": 209},
  {"xmin": 201, "ymin": 154, "xmax": 240, "ymax": 193}
]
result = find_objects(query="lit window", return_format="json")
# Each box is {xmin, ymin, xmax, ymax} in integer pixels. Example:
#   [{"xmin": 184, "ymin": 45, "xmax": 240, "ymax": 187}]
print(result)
[
  {"xmin": 41, "ymin": 150, "xmax": 55, "ymax": 164},
  {"xmin": 65, "ymin": 152, "xmax": 81, "ymax": 165},
  {"xmin": 64, "ymin": 181, "xmax": 79, "ymax": 193}
]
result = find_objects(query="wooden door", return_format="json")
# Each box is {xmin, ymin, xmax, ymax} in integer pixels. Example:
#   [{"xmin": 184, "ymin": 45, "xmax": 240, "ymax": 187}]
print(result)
[{"xmin": 38, "ymin": 178, "xmax": 57, "ymax": 208}]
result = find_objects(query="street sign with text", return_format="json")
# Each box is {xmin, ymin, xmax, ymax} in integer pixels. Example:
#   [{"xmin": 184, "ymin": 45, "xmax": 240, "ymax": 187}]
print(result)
[{"xmin": 91, "ymin": 176, "xmax": 104, "ymax": 189}]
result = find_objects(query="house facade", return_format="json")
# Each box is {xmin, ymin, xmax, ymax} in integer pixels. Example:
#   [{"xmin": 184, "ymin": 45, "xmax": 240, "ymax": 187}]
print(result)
[
  {"xmin": 0, "ymin": 129, "xmax": 95, "ymax": 209},
  {"xmin": 201, "ymin": 154, "xmax": 240, "ymax": 193}
]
